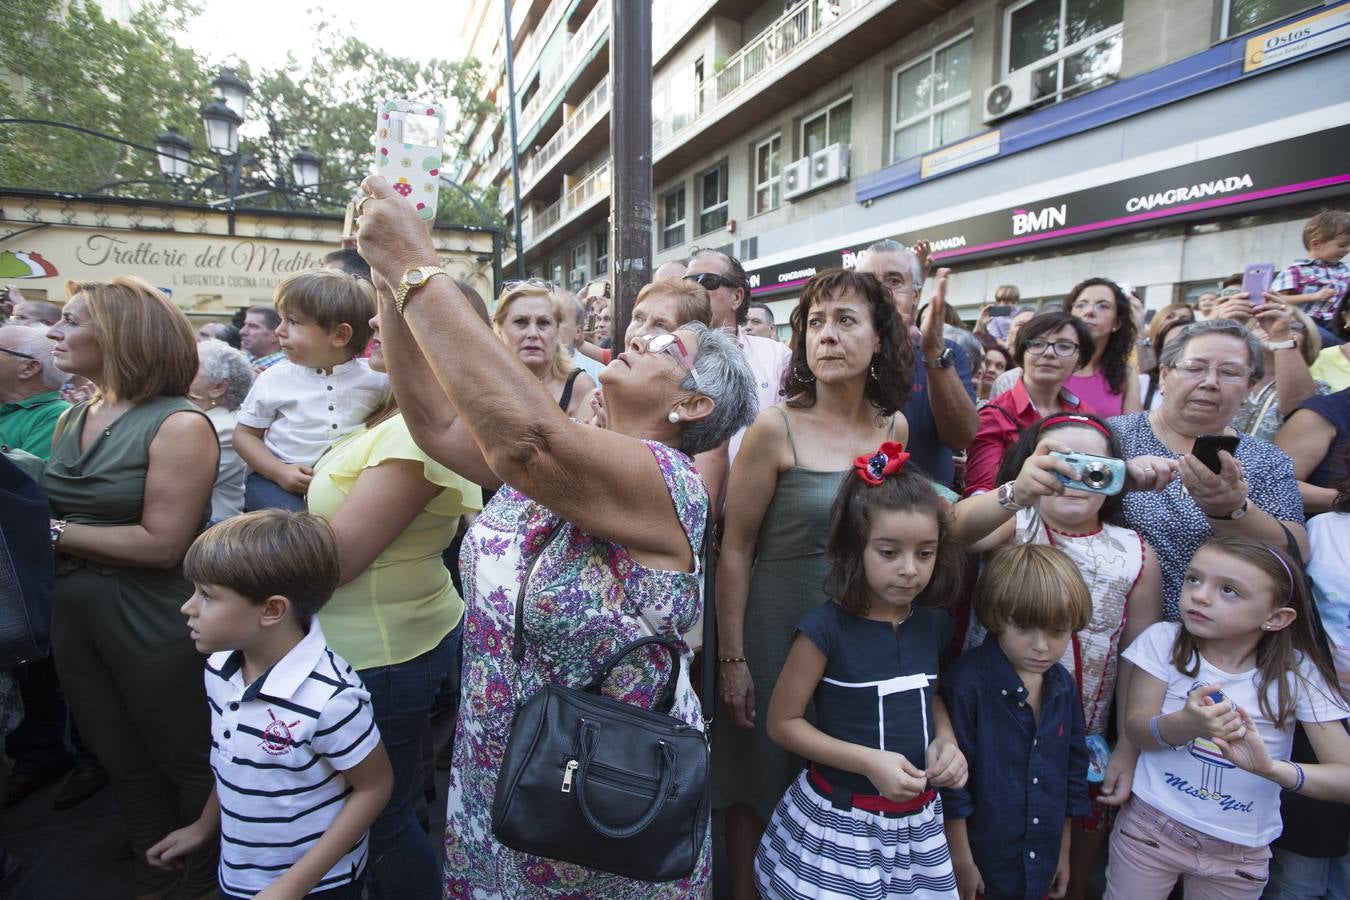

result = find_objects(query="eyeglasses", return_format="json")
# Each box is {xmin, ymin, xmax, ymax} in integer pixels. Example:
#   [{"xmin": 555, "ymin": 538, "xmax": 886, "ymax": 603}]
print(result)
[
  {"xmin": 1169, "ymin": 360, "xmax": 1251, "ymax": 384},
  {"xmin": 0, "ymin": 347, "xmax": 36, "ymax": 361},
  {"xmin": 1024, "ymin": 338, "xmax": 1080, "ymax": 358},
  {"xmin": 683, "ymin": 272, "xmax": 739, "ymax": 292},
  {"xmin": 503, "ymin": 279, "xmax": 555, "ymax": 293},
  {"xmin": 640, "ymin": 332, "xmax": 702, "ymax": 388}
]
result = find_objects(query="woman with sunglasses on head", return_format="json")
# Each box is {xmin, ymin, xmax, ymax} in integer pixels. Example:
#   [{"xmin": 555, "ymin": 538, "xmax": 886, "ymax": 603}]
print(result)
[
  {"xmin": 492, "ymin": 280, "xmax": 596, "ymax": 419},
  {"xmin": 963, "ymin": 310, "xmax": 1095, "ymax": 497},
  {"xmin": 712, "ymin": 267, "xmax": 914, "ymax": 900},
  {"xmin": 353, "ymin": 176, "xmax": 758, "ymax": 898},
  {"xmin": 1109, "ymin": 319, "xmax": 1308, "ymax": 622}
]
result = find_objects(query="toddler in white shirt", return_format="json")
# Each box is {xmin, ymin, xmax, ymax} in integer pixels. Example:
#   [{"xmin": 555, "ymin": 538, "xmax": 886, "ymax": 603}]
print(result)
[{"xmin": 234, "ymin": 269, "xmax": 388, "ymax": 511}]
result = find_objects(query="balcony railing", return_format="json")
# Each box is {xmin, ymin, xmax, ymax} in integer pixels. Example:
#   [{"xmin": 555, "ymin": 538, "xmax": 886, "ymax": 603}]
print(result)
[
  {"xmin": 527, "ymin": 78, "xmax": 609, "ymax": 185},
  {"xmin": 527, "ymin": 161, "xmax": 610, "ymax": 247},
  {"xmin": 514, "ymin": 0, "xmax": 568, "ymax": 78},
  {"xmin": 654, "ymin": 0, "xmax": 858, "ymax": 150},
  {"xmin": 519, "ymin": 1, "xmax": 610, "ymax": 134},
  {"xmin": 534, "ymin": 197, "xmax": 563, "ymax": 234}
]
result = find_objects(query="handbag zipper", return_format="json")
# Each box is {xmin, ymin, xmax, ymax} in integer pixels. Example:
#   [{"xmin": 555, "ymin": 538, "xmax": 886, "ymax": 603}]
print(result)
[
  {"xmin": 559, "ymin": 757, "xmax": 675, "ymax": 797},
  {"xmin": 561, "ymin": 759, "xmax": 578, "ymax": 793}
]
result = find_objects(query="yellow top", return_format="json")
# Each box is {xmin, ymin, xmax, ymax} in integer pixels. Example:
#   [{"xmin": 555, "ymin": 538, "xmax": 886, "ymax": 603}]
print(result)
[
  {"xmin": 308, "ymin": 413, "xmax": 482, "ymax": 670},
  {"xmin": 1310, "ymin": 346, "xmax": 1350, "ymax": 393}
]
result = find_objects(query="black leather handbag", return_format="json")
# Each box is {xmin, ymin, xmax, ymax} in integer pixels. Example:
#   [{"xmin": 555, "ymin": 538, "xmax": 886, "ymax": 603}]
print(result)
[
  {"xmin": 491, "ymin": 516, "xmax": 716, "ymax": 883},
  {"xmin": 0, "ymin": 449, "xmax": 53, "ymax": 670}
]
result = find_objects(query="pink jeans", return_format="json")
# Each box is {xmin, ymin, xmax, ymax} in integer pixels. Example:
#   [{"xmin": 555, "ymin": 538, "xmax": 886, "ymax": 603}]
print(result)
[{"xmin": 1104, "ymin": 795, "xmax": 1271, "ymax": 900}]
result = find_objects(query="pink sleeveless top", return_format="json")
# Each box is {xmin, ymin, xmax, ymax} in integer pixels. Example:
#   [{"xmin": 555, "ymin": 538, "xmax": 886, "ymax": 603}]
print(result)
[{"xmin": 1066, "ymin": 370, "xmax": 1122, "ymax": 417}]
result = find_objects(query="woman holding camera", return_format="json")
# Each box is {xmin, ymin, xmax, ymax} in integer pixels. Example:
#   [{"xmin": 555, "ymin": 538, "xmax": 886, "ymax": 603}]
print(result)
[{"xmin": 1109, "ymin": 319, "xmax": 1307, "ymax": 621}]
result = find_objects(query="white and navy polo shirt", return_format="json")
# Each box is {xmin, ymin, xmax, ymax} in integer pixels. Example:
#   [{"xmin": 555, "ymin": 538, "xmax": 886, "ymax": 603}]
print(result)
[{"xmin": 204, "ymin": 620, "xmax": 380, "ymax": 896}]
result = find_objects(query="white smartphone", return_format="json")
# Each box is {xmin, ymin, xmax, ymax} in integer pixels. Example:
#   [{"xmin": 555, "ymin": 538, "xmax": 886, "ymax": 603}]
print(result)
[{"xmin": 374, "ymin": 99, "xmax": 445, "ymax": 222}]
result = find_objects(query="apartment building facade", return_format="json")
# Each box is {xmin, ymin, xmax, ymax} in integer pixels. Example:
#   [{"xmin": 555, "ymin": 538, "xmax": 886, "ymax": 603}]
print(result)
[{"xmin": 463, "ymin": 0, "xmax": 1350, "ymax": 325}]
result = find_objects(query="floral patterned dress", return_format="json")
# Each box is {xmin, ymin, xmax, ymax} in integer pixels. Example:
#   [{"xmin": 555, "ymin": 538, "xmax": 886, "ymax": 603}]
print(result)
[{"xmin": 443, "ymin": 440, "xmax": 711, "ymax": 899}]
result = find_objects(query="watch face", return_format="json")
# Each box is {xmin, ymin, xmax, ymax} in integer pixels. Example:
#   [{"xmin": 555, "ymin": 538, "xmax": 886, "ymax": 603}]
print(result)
[{"xmin": 407, "ymin": 269, "xmax": 426, "ymax": 286}]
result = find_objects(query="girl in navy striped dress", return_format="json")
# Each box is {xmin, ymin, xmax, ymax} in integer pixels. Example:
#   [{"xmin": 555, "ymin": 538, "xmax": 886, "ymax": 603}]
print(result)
[{"xmin": 754, "ymin": 442, "xmax": 968, "ymax": 899}]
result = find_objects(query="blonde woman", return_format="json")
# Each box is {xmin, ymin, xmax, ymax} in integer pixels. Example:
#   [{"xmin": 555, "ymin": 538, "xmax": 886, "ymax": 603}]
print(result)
[
  {"xmin": 44, "ymin": 277, "xmax": 219, "ymax": 900},
  {"xmin": 492, "ymin": 282, "xmax": 596, "ymax": 418}
]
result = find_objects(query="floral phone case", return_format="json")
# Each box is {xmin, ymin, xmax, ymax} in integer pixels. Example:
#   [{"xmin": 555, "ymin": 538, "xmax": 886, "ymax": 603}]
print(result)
[{"xmin": 374, "ymin": 99, "xmax": 445, "ymax": 221}]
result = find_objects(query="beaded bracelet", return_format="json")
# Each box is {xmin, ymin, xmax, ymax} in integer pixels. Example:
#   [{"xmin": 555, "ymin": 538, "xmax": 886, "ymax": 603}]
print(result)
[
  {"xmin": 717, "ymin": 656, "xmax": 747, "ymax": 664},
  {"xmin": 1149, "ymin": 714, "xmax": 1181, "ymax": 750},
  {"xmin": 1285, "ymin": 761, "xmax": 1306, "ymax": 793}
]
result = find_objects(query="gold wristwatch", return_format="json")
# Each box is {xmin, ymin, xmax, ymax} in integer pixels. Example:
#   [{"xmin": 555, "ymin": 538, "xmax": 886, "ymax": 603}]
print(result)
[{"xmin": 395, "ymin": 265, "xmax": 447, "ymax": 315}]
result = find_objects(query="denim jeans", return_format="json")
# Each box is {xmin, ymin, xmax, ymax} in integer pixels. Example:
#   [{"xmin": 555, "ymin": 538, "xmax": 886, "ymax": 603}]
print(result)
[
  {"xmin": 357, "ymin": 624, "xmax": 462, "ymax": 900},
  {"xmin": 1265, "ymin": 844, "xmax": 1350, "ymax": 899},
  {"xmin": 243, "ymin": 471, "xmax": 306, "ymax": 512}
]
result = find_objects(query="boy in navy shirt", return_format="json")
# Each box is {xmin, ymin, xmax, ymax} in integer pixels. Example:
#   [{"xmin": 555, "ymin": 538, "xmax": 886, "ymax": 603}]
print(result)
[{"xmin": 941, "ymin": 544, "xmax": 1092, "ymax": 900}]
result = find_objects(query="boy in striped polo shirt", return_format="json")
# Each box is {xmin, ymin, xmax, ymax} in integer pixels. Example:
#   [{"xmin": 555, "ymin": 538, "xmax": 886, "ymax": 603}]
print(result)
[{"xmin": 148, "ymin": 510, "xmax": 393, "ymax": 899}]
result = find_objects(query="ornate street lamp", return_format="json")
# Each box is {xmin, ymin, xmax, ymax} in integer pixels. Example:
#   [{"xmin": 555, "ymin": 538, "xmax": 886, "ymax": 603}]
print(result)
[
  {"xmin": 290, "ymin": 146, "xmax": 321, "ymax": 192},
  {"xmin": 154, "ymin": 126, "xmax": 192, "ymax": 179},
  {"xmin": 200, "ymin": 97, "xmax": 243, "ymax": 156},
  {"xmin": 211, "ymin": 68, "xmax": 252, "ymax": 120}
]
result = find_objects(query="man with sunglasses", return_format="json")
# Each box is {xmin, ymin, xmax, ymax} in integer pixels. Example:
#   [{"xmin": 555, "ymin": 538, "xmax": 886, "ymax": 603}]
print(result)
[
  {"xmin": 0, "ymin": 324, "xmax": 69, "ymax": 460},
  {"xmin": 858, "ymin": 239, "xmax": 977, "ymax": 488},
  {"xmin": 683, "ymin": 250, "xmax": 791, "ymax": 461}
]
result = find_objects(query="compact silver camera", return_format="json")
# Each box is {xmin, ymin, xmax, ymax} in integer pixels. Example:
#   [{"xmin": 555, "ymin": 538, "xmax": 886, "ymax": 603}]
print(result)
[{"xmin": 1050, "ymin": 452, "xmax": 1125, "ymax": 496}]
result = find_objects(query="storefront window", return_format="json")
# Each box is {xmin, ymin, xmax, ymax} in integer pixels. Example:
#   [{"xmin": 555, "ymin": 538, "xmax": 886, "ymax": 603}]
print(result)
[
  {"xmin": 1004, "ymin": 0, "xmax": 1123, "ymax": 106},
  {"xmin": 1224, "ymin": 0, "xmax": 1314, "ymax": 36},
  {"xmin": 891, "ymin": 33, "xmax": 973, "ymax": 162}
]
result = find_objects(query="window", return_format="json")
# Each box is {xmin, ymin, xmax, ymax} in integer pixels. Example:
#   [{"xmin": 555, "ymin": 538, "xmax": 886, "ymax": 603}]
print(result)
[
  {"xmin": 593, "ymin": 231, "xmax": 609, "ymax": 281},
  {"xmin": 568, "ymin": 242, "xmax": 589, "ymax": 289},
  {"xmin": 1003, "ymin": 0, "xmax": 1123, "ymax": 106},
  {"xmin": 661, "ymin": 187, "xmax": 686, "ymax": 251},
  {"xmin": 891, "ymin": 34, "xmax": 973, "ymax": 163},
  {"xmin": 698, "ymin": 162, "xmax": 729, "ymax": 235},
  {"xmin": 549, "ymin": 258, "xmax": 564, "ymax": 286},
  {"xmin": 1223, "ymin": 0, "xmax": 1314, "ymax": 36},
  {"xmin": 801, "ymin": 98, "xmax": 852, "ymax": 157},
  {"xmin": 753, "ymin": 134, "xmax": 781, "ymax": 215}
]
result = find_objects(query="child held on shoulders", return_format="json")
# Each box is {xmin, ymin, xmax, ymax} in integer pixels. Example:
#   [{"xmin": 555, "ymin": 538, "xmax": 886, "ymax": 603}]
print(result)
[
  {"xmin": 1105, "ymin": 535, "xmax": 1350, "ymax": 900},
  {"xmin": 941, "ymin": 544, "xmax": 1093, "ymax": 900},
  {"xmin": 234, "ymin": 269, "xmax": 387, "ymax": 512},
  {"xmin": 755, "ymin": 442, "xmax": 969, "ymax": 900},
  {"xmin": 147, "ymin": 510, "xmax": 393, "ymax": 900},
  {"xmin": 1273, "ymin": 209, "xmax": 1350, "ymax": 345}
]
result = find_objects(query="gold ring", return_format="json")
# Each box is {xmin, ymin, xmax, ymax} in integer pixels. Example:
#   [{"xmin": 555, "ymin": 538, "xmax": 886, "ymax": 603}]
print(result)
[{"xmin": 357, "ymin": 196, "xmax": 372, "ymax": 216}]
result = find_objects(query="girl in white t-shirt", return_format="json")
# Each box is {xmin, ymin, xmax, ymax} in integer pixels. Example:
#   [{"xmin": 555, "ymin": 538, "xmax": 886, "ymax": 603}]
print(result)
[{"xmin": 1105, "ymin": 535, "xmax": 1350, "ymax": 899}]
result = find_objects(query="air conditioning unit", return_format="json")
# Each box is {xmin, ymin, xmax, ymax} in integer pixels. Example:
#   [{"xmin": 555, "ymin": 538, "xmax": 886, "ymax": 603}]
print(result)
[
  {"xmin": 783, "ymin": 157, "xmax": 812, "ymax": 200},
  {"xmin": 810, "ymin": 143, "xmax": 850, "ymax": 188},
  {"xmin": 983, "ymin": 67, "xmax": 1038, "ymax": 124}
]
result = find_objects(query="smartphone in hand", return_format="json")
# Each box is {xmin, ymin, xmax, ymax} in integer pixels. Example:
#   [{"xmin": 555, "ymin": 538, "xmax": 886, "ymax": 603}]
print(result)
[
  {"xmin": 1241, "ymin": 263, "xmax": 1275, "ymax": 305},
  {"xmin": 374, "ymin": 99, "xmax": 445, "ymax": 222},
  {"xmin": 1192, "ymin": 434, "xmax": 1239, "ymax": 474}
]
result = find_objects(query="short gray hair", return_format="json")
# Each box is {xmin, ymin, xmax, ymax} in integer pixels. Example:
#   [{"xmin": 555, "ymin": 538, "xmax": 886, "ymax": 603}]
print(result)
[
  {"xmin": 197, "ymin": 339, "xmax": 256, "ymax": 410},
  {"xmin": 0, "ymin": 325, "xmax": 64, "ymax": 390},
  {"xmin": 863, "ymin": 239, "xmax": 923, "ymax": 287},
  {"xmin": 1158, "ymin": 318, "xmax": 1264, "ymax": 383},
  {"xmin": 678, "ymin": 322, "xmax": 758, "ymax": 457}
]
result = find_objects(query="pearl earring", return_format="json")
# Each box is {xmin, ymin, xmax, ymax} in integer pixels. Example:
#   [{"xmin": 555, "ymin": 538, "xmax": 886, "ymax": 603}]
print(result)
[{"xmin": 668, "ymin": 411, "xmax": 681, "ymax": 424}]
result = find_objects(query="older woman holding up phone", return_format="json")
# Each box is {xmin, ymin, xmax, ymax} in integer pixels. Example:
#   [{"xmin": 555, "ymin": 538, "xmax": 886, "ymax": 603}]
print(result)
[
  {"xmin": 1108, "ymin": 319, "xmax": 1307, "ymax": 621},
  {"xmin": 354, "ymin": 175, "xmax": 757, "ymax": 899}
]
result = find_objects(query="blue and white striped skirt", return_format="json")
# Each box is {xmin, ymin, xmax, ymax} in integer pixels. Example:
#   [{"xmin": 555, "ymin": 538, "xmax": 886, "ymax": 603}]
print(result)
[{"xmin": 754, "ymin": 770, "xmax": 957, "ymax": 899}]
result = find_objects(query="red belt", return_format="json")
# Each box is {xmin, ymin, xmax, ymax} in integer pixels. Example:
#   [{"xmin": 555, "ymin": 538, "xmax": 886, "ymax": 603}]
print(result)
[{"xmin": 808, "ymin": 764, "xmax": 935, "ymax": 815}]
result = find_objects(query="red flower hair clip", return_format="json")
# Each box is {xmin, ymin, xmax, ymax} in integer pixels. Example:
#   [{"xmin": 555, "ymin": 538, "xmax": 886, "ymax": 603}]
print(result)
[{"xmin": 854, "ymin": 441, "xmax": 909, "ymax": 486}]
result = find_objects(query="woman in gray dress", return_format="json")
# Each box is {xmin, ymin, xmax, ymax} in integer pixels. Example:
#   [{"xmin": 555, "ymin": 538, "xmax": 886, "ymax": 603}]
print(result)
[{"xmin": 713, "ymin": 267, "xmax": 917, "ymax": 899}]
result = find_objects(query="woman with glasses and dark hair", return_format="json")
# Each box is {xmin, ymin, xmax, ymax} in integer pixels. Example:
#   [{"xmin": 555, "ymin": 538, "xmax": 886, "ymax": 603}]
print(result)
[
  {"xmin": 712, "ymin": 267, "xmax": 913, "ymax": 900},
  {"xmin": 1109, "ymin": 319, "xmax": 1308, "ymax": 621},
  {"xmin": 963, "ymin": 310, "xmax": 1095, "ymax": 496}
]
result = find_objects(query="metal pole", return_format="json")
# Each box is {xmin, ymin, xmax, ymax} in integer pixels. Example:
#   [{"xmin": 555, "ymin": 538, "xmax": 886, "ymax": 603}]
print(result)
[
  {"xmin": 608, "ymin": 0, "xmax": 652, "ymax": 346},
  {"xmin": 502, "ymin": 0, "xmax": 526, "ymax": 278}
]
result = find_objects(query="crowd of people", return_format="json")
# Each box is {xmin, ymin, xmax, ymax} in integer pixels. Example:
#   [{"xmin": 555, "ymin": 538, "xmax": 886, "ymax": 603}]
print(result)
[{"xmin": 0, "ymin": 189, "xmax": 1348, "ymax": 900}]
